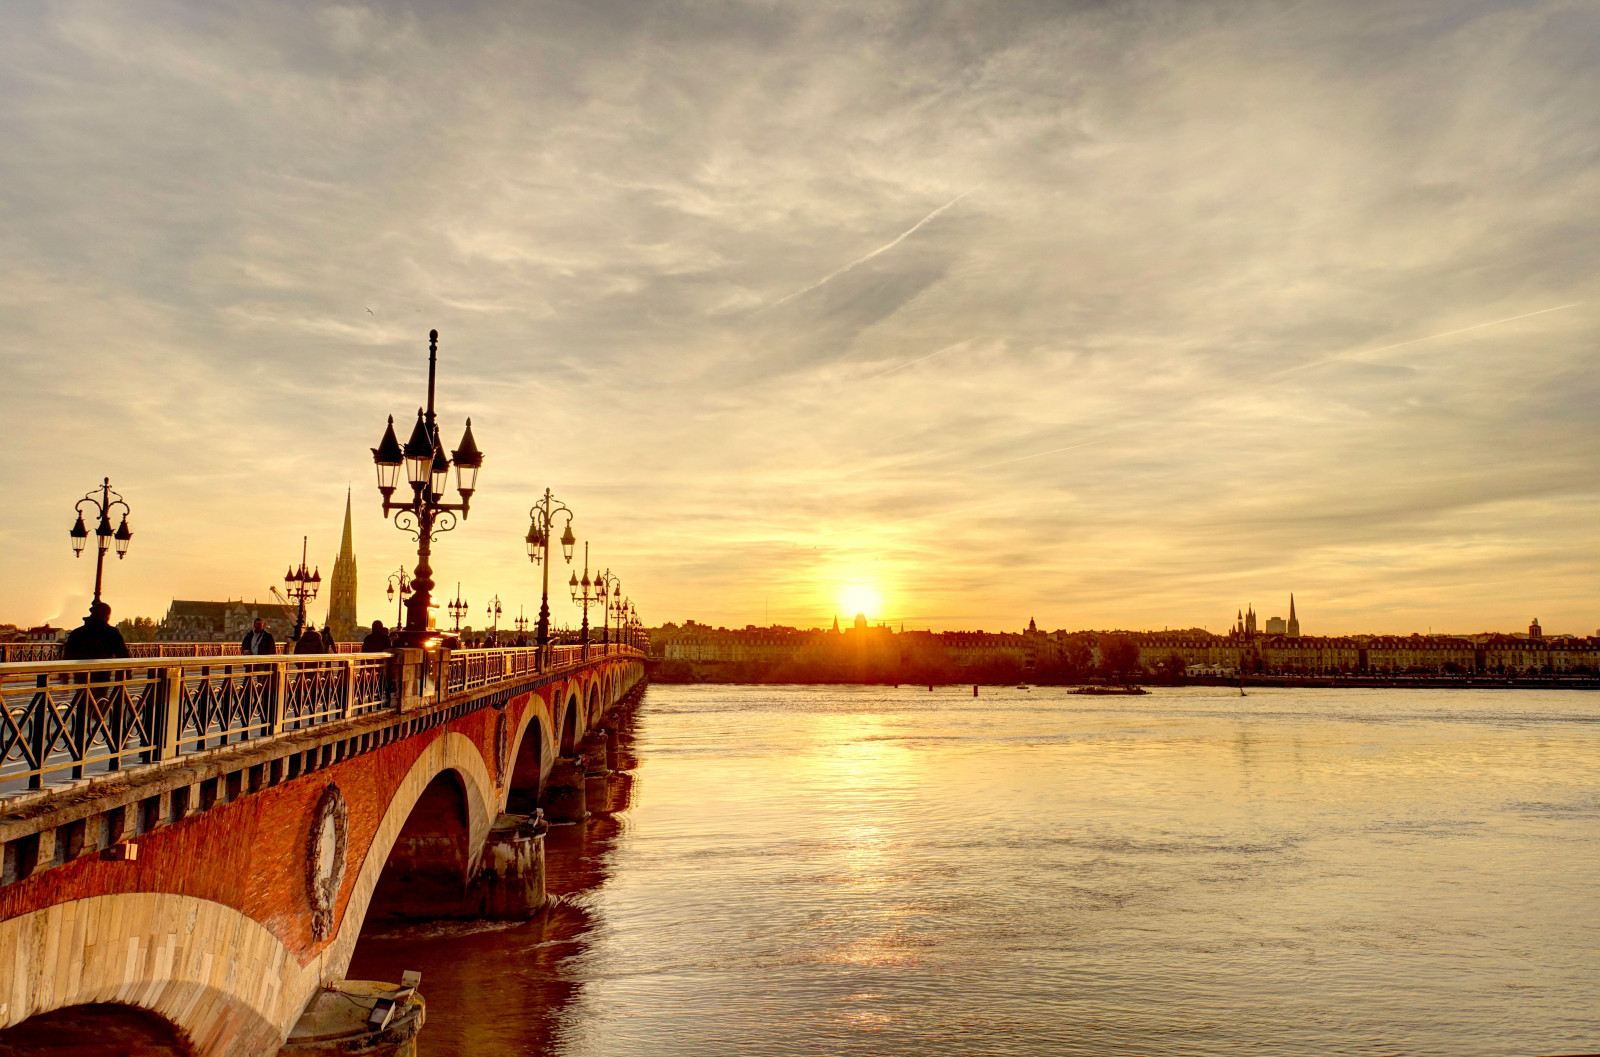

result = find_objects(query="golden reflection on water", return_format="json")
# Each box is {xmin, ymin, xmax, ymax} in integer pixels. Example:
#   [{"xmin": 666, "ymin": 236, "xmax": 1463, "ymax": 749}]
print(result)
[{"xmin": 348, "ymin": 685, "xmax": 1599, "ymax": 1057}]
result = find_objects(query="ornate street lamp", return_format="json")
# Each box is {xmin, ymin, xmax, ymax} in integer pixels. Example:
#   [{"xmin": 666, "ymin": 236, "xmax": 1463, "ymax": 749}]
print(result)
[
  {"xmin": 513, "ymin": 607, "xmax": 529, "ymax": 636},
  {"xmin": 597, "ymin": 569, "xmax": 621, "ymax": 648},
  {"xmin": 486, "ymin": 595, "xmax": 503, "ymax": 641},
  {"xmin": 69, "ymin": 477, "xmax": 132, "ymax": 615},
  {"xmin": 283, "ymin": 535, "xmax": 322, "ymax": 641},
  {"xmin": 525, "ymin": 488, "xmax": 575, "ymax": 653},
  {"xmin": 569, "ymin": 543, "xmax": 602, "ymax": 659},
  {"xmin": 447, "ymin": 582, "xmax": 469, "ymax": 633},
  {"xmin": 386, "ymin": 567, "xmax": 412, "ymax": 629},
  {"xmin": 370, "ymin": 330, "xmax": 484, "ymax": 646}
]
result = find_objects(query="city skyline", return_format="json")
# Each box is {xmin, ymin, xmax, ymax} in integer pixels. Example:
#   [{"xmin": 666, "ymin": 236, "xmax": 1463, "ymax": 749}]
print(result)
[{"xmin": 3, "ymin": 1, "xmax": 1597, "ymax": 636}]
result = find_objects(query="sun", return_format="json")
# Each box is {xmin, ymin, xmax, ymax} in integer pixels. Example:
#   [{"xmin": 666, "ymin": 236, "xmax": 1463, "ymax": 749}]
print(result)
[{"xmin": 840, "ymin": 584, "xmax": 882, "ymax": 620}]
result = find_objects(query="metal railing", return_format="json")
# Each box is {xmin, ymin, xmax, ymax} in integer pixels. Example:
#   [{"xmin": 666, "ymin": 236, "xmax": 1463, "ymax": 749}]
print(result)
[
  {"xmin": 0, "ymin": 641, "xmax": 368, "ymax": 663},
  {"xmin": 1, "ymin": 643, "xmax": 644, "ymax": 796},
  {"xmin": 0, "ymin": 653, "xmax": 393, "ymax": 792},
  {"xmin": 441, "ymin": 642, "xmax": 637, "ymax": 696}
]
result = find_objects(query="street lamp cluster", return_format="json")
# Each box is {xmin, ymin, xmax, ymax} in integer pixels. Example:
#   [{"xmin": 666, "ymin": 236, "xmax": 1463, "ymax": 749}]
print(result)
[
  {"xmin": 68, "ymin": 477, "xmax": 132, "ymax": 613},
  {"xmin": 369, "ymin": 329, "xmax": 483, "ymax": 646},
  {"xmin": 525, "ymin": 488, "xmax": 576, "ymax": 648},
  {"xmin": 66, "ymin": 330, "xmax": 643, "ymax": 658},
  {"xmin": 386, "ymin": 567, "xmax": 413, "ymax": 629},
  {"xmin": 282, "ymin": 536, "xmax": 322, "ymax": 640}
]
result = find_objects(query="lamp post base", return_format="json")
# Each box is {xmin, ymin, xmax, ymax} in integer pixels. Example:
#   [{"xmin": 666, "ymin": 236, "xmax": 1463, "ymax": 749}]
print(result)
[{"xmin": 392, "ymin": 629, "xmax": 444, "ymax": 650}]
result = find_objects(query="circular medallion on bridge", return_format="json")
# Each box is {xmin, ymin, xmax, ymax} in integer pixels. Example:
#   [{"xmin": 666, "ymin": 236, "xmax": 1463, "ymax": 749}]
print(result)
[
  {"xmin": 305, "ymin": 783, "xmax": 349, "ymax": 941},
  {"xmin": 495, "ymin": 710, "xmax": 510, "ymax": 784}
]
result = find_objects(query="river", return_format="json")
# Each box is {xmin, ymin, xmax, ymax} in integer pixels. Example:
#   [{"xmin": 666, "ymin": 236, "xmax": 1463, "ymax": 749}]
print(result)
[{"xmin": 345, "ymin": 684, "xmax": 1598, "ymax": 1056}]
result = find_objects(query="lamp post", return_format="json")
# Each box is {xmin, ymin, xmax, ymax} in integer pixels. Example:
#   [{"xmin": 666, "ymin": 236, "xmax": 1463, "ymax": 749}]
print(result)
[
  {"xmin": 568, "ymin": 543, "xmax": 602, "ymax": 660},
  {"xmin": 597, "ymin": 570, "xmax": 621, "ymax": 648},
  {"xmin": 369, "ymin": 330, "xmax": 484, "ymax": 647},
  {"xmin": 283, "ymin": 536, "xmax": 322, "ymax": 641},
  {"xmin": 525, "ymin": 489, "xmax": 575, "ymax": 653},
  {"xmin": 486, "ymin": 595, "xmax": 502, "ymax": 642},
  {"xmin": 69, "ymin": 477, "xmax": 132, "ymax": 614},
  {"xmin": 513, "ymin": 607, "xmax": 529, "ymax": 638},
  {"xmin": 387, "ymin": 567, "xmax": 412, "ymax": 629},
  {"xmin": 447, "ymin": 582, "xmax": 469, "ymax": 633}
]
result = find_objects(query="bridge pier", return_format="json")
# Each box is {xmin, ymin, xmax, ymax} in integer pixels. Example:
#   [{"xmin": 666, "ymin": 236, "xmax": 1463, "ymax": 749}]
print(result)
[
  {"xmin": 466, "ymin": 812, "xmax": 547, "ymax": 920},
  {"xmin": 580, "ymin": 732, "xmax": 612, "ymax": 814},
  {"xmin": 539, "ymin": 758, "xmax": 588, "ymax": 823}
]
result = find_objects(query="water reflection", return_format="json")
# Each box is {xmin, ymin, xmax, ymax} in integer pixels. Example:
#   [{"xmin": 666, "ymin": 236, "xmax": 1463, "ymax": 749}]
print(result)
[{"xmin": 349, "ymin": 685, "xmax": 1599, "ymax": 1057}]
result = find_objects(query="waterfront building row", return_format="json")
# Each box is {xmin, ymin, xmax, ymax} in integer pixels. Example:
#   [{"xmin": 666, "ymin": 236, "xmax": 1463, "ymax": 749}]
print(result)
[{"xmin": 650, "ymin": 620, "xmax": 1599, "ymax": 676}]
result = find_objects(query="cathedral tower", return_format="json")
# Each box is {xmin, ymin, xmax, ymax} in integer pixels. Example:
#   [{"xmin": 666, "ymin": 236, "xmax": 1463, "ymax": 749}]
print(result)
[
  {"xmin": 326, "ymin": 490, "xmax": 359, "ymax": 641},
  {"xmin": 1287, "ymin": 594, "xmax": 1300, "ymax": 638}
]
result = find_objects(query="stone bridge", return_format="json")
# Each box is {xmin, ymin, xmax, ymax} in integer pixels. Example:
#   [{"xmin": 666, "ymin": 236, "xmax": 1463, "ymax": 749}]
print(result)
[{"xmin": 0, "ymin": 643, "xmax": 647, "ymax": 1054}]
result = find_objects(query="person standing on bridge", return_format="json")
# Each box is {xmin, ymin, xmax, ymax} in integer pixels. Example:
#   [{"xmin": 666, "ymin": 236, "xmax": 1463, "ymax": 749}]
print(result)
[
  {"xmin": 62, "ymin": 601, "xmax": 130, "ymax": 660},
  {"xmin": 361, "ymin": 620, "xmax": 391, "ymax": 652},
  {"xmin": 241, "ymin": 616, "xmax": 275, "ymax": 655},
  {"xmin": 320, "ymin": 625, "xmax": 337, "ymax": 653},
  {"xmin": 294, "ymin": 624, "xmax": 324, "ymax": 654}
]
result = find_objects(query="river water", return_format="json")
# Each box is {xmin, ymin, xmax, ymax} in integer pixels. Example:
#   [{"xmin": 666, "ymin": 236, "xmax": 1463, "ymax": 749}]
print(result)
[{"xmin": 346, "ymin": 684, "xmax": 1598, "ymax": 1056}]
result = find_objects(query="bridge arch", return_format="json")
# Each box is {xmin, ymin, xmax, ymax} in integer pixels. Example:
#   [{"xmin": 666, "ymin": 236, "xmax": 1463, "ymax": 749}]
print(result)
[
  {"xmin": 506, "ymin": 703, "xmax": 550, "ymax": 814},
  {"xmin": 587, "ymin": 683, "xmax": 602, "ymax": 726},
  {"xmin": 365, "ymin": 769, "xmax": 474, "ymax": 921},
  {"xmin": 0, "ymin": 733, "xmax": 501, "ymax": 1056},
  {"xmin": 0, "ymin": 892, "xmax": 294, "ymax": 1055},
  {"xmin": 0, "ymin": 1002, "xmax": 195, "ymax": 1056},
  {"xmin": 313, "ymin": 730, "xmax": 498, "ymax": 1006},
  {"xmin": 559, "ymin": 693, "xmax": 580, "ymax": 756}
]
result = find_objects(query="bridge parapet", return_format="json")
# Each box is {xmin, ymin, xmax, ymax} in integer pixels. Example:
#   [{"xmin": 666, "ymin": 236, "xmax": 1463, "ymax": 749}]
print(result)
[
  {"xmin": 0, "ymin": 654, "xmax": 393, "ymax": 795},
  {"xmin": 1, "ymin": 639, "xmax": 651, "ymax": 663},
  {"xmin": 0, "ymin": 645, "xmax": 643, "ymax": 885}
]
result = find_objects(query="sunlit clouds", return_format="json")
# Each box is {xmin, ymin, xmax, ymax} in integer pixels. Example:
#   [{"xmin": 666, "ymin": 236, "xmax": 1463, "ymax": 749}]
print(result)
[{"xmin": 1, "ymin": 0, "xmax": 1596, "ymax": 635}]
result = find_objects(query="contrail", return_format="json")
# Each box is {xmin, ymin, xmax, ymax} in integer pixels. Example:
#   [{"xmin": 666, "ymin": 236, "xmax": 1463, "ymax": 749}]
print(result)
[
  {"xmin": 757, "ymin": 189, "xmax": 976, "ymax": 314},
  {"xmin": 864, "ymin": 338, "xmax": 972, "ymax": 380},
  {"xmin": 977, "ymin": 439, "xmax": 1102, "ymax": 468},
  {"xmin": 1278, "ymin": 300, "xmax": 1591, "ymax": 377}
]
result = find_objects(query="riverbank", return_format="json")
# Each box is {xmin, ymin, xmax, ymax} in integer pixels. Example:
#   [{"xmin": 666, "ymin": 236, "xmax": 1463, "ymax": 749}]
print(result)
[{"xmin": 648, "ymin": 661, "xmax": 1597, "ymax": 691}]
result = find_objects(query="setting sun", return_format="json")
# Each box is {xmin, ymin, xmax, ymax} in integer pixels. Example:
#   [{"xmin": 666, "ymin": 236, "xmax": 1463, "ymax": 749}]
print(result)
[{"xmin": 840, "ymin": 584, "xmax": 882, "ymax": 620}]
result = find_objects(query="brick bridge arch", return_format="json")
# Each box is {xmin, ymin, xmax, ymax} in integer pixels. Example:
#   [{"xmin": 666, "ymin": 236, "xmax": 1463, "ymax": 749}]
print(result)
[
  {"xmin": 0, "ymin": 730, "xmax": 496, "ymax": 1054},
  {"xmin": 0, "ymin": 649, "xmax": 647, "ymax": 1056}
]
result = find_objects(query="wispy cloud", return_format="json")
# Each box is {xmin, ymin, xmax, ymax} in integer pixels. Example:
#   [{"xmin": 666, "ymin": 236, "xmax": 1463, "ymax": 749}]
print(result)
[{"xmin": 1, "ymin": 0, "xmax": 1596, "ymax": 636}]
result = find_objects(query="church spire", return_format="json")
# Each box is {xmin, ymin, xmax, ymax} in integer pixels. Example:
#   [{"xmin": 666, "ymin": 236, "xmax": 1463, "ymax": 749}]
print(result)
[
  {"xmin": 338, "ymin": 488, "xmax": 354, "ymax": 560},
  {"xmin": 326, "ymin": 489, "xmax": 358, "ymax": 642}
]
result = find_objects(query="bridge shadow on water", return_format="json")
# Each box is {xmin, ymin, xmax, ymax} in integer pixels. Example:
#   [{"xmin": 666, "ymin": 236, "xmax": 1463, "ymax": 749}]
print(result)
[{"xmin": 344, "ymin": 734, "xmax": 641, "ymax": 1056}]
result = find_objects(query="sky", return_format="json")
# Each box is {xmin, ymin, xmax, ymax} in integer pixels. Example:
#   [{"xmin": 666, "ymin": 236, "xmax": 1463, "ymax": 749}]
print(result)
[{"xmin": 1, "ymin": 0, "xmax": 1596, "ymax": 638}]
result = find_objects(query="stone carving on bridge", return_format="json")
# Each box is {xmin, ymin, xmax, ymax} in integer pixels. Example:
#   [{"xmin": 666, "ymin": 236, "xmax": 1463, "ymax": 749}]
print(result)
[
  {"xmin": 494, "ymin": 709, "xmax": 510, "ymax": 785},
  {"xmin": 306, "ymin": 783, "xmax": 349, "ymax": 941}
]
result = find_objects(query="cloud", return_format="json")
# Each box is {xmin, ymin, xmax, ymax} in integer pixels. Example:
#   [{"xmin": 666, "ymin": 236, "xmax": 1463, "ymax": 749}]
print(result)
[{"xmin": 0, "ymin": 0, "xmax": 1596, "ymax": 636}]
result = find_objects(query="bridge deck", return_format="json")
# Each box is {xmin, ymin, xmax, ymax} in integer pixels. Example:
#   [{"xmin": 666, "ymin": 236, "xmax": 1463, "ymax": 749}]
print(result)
[{"xmin": 0, "ymin": 644, "xmax": 639, "ymax": 800}]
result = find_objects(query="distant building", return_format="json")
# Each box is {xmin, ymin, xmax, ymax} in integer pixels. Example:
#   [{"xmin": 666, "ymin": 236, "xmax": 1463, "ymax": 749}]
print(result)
[
  {"xmin": 645, "ymin": 609, "xmax": 1598, "ymax": 680},
  {"xmin": 160, "ymin": 600, "xmax": 295, "ymax": 643},
  {"xmin": 325, "ymin": 491, "xmax": 359, "ymax": 642},
  {"xmin": 1232, "ymin": 605, "xmax": 1258, "ymax": 637}
]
